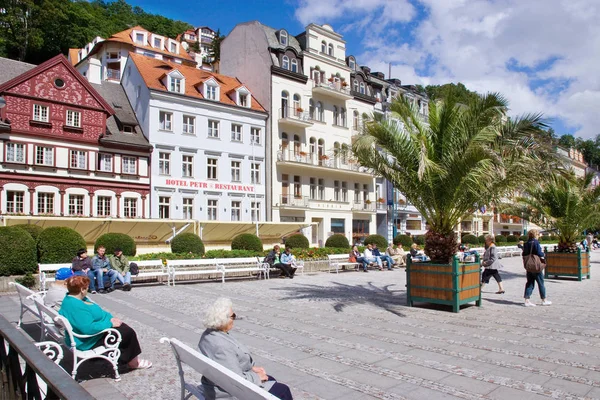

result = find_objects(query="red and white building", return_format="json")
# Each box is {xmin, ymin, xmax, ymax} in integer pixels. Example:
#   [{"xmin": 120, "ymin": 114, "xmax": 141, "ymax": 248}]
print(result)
[{"xmin": 0, "ymin": 55, "xmax": 152, "ymax": 218}]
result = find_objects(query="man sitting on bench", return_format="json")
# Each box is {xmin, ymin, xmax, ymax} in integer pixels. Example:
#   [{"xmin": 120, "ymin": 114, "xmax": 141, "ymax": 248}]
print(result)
[
  {"xmin": 372, "ymin": 244, "xmax": 395, "ymax": 270},
  {"xmin": 109, "ymin": 248, "xmax": 132, "ymax": 291},
  {"xmin": 90, "ymin": 246, "xmax": 118, "ymax": 294},
  {"xmin": 264, "ymin": 245, "xmax": 296, "ymax": 279},
  {"xmin": 71, "ymin": 249, "xmax": 92, "ymax": 277}
]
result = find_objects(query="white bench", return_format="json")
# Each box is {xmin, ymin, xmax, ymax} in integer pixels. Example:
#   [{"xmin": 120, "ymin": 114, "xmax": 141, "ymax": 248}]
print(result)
[
  {"xmin": 10, "ymin": 282, "xmax": 45, "ymax": 330},
  {"xmin": 39, "ymin": 263, "xmax": 70, "ymax": 291},
  {"xmin": 327, "ymin": 254, "xmax": 362, "ymax": 273},
  {"xmin": 34, "ymin": 298, "xmax": 122, "ymax": 381},
  {"xmin": 216, "ymin": 257, "xmax": 268, "ymax": 281},
  {"xmin": 160, "ymin": 337, "xmax": 278, "ymax": 400},
  {"xmin": 167, "ymin": 258, "xmax": 269, "ymax": 285}
]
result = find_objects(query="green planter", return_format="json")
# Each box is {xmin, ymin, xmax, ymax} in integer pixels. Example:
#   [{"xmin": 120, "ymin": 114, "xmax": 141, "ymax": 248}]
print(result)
[
  {"xmin": 544, "ymin": 247, "xmax": 590, "ymax": 281},
  {"xmin": 406, "ymin": 254, "xmax": 481, "ymax": 313}
]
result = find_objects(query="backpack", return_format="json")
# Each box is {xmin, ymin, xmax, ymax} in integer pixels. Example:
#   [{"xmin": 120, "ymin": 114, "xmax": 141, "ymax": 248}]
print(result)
[
  {"xmin": 129, "ymin": 262, "xmax": 139, "ymax": 276},
  {"xmin": 55, "ymin": 267, "xmax": 74, "ymax": 281}
]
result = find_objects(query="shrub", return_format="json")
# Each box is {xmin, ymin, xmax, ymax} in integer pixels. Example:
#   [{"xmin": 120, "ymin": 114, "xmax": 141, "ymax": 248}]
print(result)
[
  {"xmin": 363, "ymin": 234, "xmax": 388, "ymax": 249},
  {"xmin": 95, "ymin": 233, "xmax": 136, "ymax": 256},
  {"xmin": 284, "ymin": 234, "xmax": 310, "ymax": 249},
  {"xmin": 170, "ymin": 233, "xmax": 205, "ymax": 255},
  {"xmin": 394, "ymin": 234, "xmax": 413, "ymax": 248},
  {"xmin": 205, "ymin": 249, "xmax": 262, "ymax": 258},
  {"xmin": 37, "ymin": 227, "xmax": 86, "ymax": 264},
  {"xmin": 324, "ymin": 234, "xmax": 349, "ymax": 249},
  {"xmin": 15, "ymin": 272, "xmax": 36, "ymax": 288},
  {"xmin": 477, "ymin": 235, "xmax": 486, "ymax": 244},
  {"xmin": 0, "ymin": 227, "xmax": 37, "ymax": 276},
  {"xmin": 519, "ymin": 235, "xmax": 527, "ymax": 242},
  {"xmin": 231, "ymin": 233, "xmax": 263, "ymax": 252},
  {"xmin": 461, "ymin": 234, "xmax": 478, "ymax": 245},
  {"xmin": 13, "ymin": 224, "xmax": 44, "ymax": 241},
  {"xmin": 413, "ymin": 235, "xmax": 425, "ymax": 245},
  {"xmin": 496, "ymin": 235, "xmax": 507, "ymax": 243},
  {"xmin": 506, "ymin": 235, "xmax": 518, "ymax": 243}
]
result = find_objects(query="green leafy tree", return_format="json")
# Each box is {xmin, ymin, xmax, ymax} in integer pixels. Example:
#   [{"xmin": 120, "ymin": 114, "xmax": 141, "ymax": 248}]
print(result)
[
  {"xmin": 419, "ymin": 83, "xmax": 479, "ymax": 105},
  {"xmin": 209, "ymin": 28, "xmax": 224, "ymax": 63},
  {"xmin": 353, "ymin": 93, "xmax": 555, "ymax": 262},
  {"xmin": 558, "ymin": 134, "xmax": 576, "ymax": 149}
]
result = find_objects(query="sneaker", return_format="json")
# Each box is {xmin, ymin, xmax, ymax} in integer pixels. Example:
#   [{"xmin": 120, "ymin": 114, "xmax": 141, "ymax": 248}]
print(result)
[
  {"xmin": 106, "ymin": 287, "xmax": 114, "ymax": 293},
  {"xmin": 98, "ymin": 289, "xmax": 106, "ymax": 294},
  {"xmin": 541, "ymin": 300, "xmax": 552, "ymax": 306},
  {"xmin": 91, "ymin": 290, "xmax": 97, "ymax": 294},
  {"xmin": 524, "ymin": 300, "xmax": 536, "ymax": 307}
]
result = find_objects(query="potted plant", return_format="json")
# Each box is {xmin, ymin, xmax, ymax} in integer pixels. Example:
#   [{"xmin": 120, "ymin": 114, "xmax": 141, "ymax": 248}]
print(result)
[
  {"xmin": 342, "ymin": 81, "xmax": 348, "ymax": 87},
  {"xmin": 365, "ymin": 199, "xmax": 372, "ymax": 204},
  {"xmin": 296, "ymin": 107, "xmax": 303, "ymax": 113},
  {"xmin": 319, "ymin": 154, "xmax": 329, "ymax": 160},
  {"xmin": 506, "ymin": 173, "xmax": 600, "ymax": 281},
  {"xmin": 378, "ymin": 197, "xmax": 385, "ymax": 203},
  {"xmin": 352, "ymin": 92, "xmax": 555, "ymax": 312},
  {"xmin": 328, "ymin": 77, "xmax": 334, "ymax": 82},
  {"xmin": 299, "ymin": 151, "xmax": 308, "ymax": 157}
]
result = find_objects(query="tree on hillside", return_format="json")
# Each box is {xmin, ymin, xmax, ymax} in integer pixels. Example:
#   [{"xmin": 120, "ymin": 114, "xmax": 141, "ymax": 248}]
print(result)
[
  {"xmin": 209, "ymin": 28, "xmax": 224, "ymax": 63},
  {"xmin": 558, "ymin": 134, "xmax": 575, "ymax": 149},
  {"xmin": 416, "ymin": 83, "xmax": 479, "ymax": 104}
]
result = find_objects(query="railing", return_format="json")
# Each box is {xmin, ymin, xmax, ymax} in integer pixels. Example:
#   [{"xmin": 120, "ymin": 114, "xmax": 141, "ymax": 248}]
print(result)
[
  {"xmin": 0, "ymin": 314, "xmax": 94, "ymax": 399},
  {"xmin": 276, "ymin": 149, "xmax": 372, "ymax": 174},
  {"xmin": 352, "ymin": 201, "xmax": 375, "ymax": 211},
  {"xmin": 312, "ymin": 80, "xmax": 351, "ymax": 95},
  {"xmin": 106, "ymin": 68, "xmax": 121, "ymax": 81},
  {"xmin": 279, "ymin": 195, "xmax": 308, "ymax": 207},
  {"xmin": 279, "ymin": 107, "xmax": 313, "ymax": 123}
]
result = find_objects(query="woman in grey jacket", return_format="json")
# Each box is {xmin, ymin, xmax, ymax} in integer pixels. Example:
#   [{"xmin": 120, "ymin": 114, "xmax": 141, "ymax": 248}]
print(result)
[
  {"xmin": 198, "ymin": 298, "xmax": 293, "ymax": 399},
  {"xmin": 481, "ymin": 234, "xmax": 505, "ymax": 294}
]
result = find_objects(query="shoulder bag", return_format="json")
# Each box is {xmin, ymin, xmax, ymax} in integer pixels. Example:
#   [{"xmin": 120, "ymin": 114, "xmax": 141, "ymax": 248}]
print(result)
[{"xmin": 523, "ymin": 242, "xmax": 544, "ymax": 273}]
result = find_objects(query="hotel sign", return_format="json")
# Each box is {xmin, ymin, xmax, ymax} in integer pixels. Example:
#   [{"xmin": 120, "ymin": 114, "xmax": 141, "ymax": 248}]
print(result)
[{"xmin": 164, "ymin": 179, "xmax": 255, "ymax": 193}]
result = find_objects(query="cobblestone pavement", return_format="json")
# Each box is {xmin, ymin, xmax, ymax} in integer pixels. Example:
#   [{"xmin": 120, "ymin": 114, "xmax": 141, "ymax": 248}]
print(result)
[{"xmin": 4, "ymin": 252, "xmax": 600, "ymax": 399}]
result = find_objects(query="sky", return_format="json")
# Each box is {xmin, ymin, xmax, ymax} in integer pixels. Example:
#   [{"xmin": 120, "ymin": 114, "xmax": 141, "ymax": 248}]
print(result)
[{"xmin": 127, "ymin": 0, "xmax": 600, "ymax": 139}]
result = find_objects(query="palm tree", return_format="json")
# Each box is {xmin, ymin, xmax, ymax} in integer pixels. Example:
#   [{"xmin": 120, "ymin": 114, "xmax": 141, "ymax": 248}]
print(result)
[
  {"xmin": 352, "ymin": 93, "xmax": 556, "ymax": 263},
  {"xmin": 506, "ymin": 173, "xmax": 600, "ymax": 252}
]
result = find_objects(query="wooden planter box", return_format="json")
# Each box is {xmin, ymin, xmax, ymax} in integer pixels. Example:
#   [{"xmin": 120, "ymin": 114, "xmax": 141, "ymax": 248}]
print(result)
[
  {"xmin": 406, "ymin": 255, "xmax": 481, "ymax": 313},
  {"xmin": 544, "ymin": 247, "xmax": 590, "ymax": 281}
]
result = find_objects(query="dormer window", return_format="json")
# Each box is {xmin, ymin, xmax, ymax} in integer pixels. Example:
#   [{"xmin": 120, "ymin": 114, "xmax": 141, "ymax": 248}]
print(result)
[
  {"xmin": 166, "ymin": 70, "xmax": 185, "ymax": 94},
  {"xmin": 123, "ymin": 125, "xmax": 134, "ymax": 133},
  {"xmin": 359, "ymin": 82, "xmax": 365, "ymax": 95},
  {"xmin": 152, "ymin": 35, "xmax": 163, "ymax": 49},
  {"xmin": 282, "ymin": 55, "xmax": 289, "ymax": 70},
  {"xmin": 168, "ymin": 39, "xmax": 179, "ymax": 54},
  {"xmin": 236, "ymin": 87, "xmax": 252, "ymax": 108},
  {"xmin": 170, "ymin": 77, "xmax": 181, "ymax": 92},
  {"xmin": 135, "ymin": 33, "xmax": 145, "ymax": 45},
  {"xmin": 291, "ymin": 59, "xmax": 298, "ymax": 73},
  {"xmin": 279, "ymin": 30, "xmax": 288, "ymax": 46},
  {"xmin": 349, "ymin": 57, "xmax": 355, "ymax": 70},
  {"xmin": 203, "ymin": 78, "xmax": 220, "ymax": 101}
]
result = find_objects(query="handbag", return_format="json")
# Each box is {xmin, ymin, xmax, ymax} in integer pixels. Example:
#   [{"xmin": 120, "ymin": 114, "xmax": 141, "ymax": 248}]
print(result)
[
  {"xmin": 523, "ymin": 243, "xmax": 544, "ymax": 273},
  {"xmin": 349, "ymin": 256, "xmax": 357, "ymax": 263}
]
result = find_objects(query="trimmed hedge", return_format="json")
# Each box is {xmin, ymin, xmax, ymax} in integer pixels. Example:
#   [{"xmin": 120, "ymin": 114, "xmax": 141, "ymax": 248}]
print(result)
[
  {"xmin": 0, "ymin": 227, "xmax": 37, "ymax": 276},
  {"xmin": 461, "ymin": 234, "xmax": 478, "ymax": 245},
  {"xmin": 285, "ymin": 234, "xmax": 310, "ymax": 249},
  {"xmin": 519, "ymin": 235, "xmax": 527, "ymax": 241},
  {"xmin": 496, "ymin": 235, "xmax": 507, "ymax": 243},
  {"xmin": 478, "ymin": 235, "xmax": 486, "ymax": 244},
  {"xmin": 95, "ymin": 233, "xmax": 136, "ymax": 256},
  {"xmin": 13, "ymin": 224, "xmax": 44, "ymax": 241},
  {"xmin": 132, "ymin": 247, "xmax": 350, "ymax": 262},
  {"xmin": 171, "ymin": 233, "xmax": 205, "ymax": 255},
  {"xmin": 363, "ymin": 234, "xmax": 388, "ymax": 249},
  {"xmin": 231, "ymin": 233, "xmax": 263, "ymax": 252},
  {"xmin": 38, "ymin": 227, "xmax": 86, "ymax": 264},
  {"xmin": 506, "ymin": 235, "xmax": 518, "ymax": 243},
  {"xmin": 394, "ymin": 234, "xmax": 413, "ymax": 248},
  {"xmin": 324, "ymin": 234, "xmax": 349, "ymax": 249}
]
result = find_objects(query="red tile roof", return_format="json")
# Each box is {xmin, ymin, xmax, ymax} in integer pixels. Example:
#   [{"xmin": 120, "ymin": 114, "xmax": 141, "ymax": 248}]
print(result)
[{"xmin": 129, "ymin": 53, "xmax": 266, "ymax": 113}]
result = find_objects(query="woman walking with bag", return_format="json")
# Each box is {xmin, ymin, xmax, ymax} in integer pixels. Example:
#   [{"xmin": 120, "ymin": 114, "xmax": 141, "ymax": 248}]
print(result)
[
  {"xmin": 481, "ymin": 234, "xmax": 505, "ymax": 294},
  {"xmin": 522, "ymin": 229, "xmax": 552, "ymax": 307}
]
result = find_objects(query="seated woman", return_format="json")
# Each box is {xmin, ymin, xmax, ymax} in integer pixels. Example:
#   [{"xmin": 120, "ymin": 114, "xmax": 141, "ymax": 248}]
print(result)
[
  {"xmin": 58, "ymin": 275, "xmax": 152, "ymax": 370},
  {"xmin": 198, "ymin": 298, "xmax": 293, "ymax": 400}
]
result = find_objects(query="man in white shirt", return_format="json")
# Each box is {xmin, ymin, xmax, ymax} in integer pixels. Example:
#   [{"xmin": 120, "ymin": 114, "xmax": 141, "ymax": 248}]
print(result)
[{"xmin": 363, "ymin": 244, "xmax": 383, "ymax": 270}]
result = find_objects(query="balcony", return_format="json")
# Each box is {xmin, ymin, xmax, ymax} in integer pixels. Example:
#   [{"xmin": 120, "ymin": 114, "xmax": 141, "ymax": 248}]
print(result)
[
  {"xmin": 307, "ymin": 198, "xmax": 352, "ymax": 211},
  {"xmin": 352, "ymin": 201, "xmax": 376, "ymax": 213},
  {"xmin": 497, "ymin": 214, "xmax": 522, "ymax": 225},
  {"xmin": 312, "ymin": 80, "xmax": 353, "ymax": 101},
  {"xmin": 278, "ymin": 107, "xmax": 313, "ymax": 128},
  {"xmin": 276, "ymin": 149, "xmax": 372, "ymax": 176},
  {"xmin": 106, "ymin": 68, "xmax": 121, "ymax": 81},
  {"xmin": 279, "ymin": 195, "xmax": 308, "ymax": 208}
]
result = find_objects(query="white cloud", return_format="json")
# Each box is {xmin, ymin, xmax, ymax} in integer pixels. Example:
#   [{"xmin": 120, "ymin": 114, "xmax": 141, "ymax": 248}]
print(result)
[{"xmin": 293, "ymin": 0, "xmax": 600, "ymax": 138}]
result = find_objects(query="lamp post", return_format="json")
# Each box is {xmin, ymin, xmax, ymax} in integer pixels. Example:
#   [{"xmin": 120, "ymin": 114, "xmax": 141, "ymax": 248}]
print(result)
[{"xmin": 251, "ymin": 137, "xmax": 259, "ymax": 237}]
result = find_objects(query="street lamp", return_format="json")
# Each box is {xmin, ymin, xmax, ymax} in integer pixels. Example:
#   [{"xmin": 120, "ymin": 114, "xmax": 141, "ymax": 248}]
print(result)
[{"xmin": 251, "ymin": 137, "xmax": 259, "ymax": 237}]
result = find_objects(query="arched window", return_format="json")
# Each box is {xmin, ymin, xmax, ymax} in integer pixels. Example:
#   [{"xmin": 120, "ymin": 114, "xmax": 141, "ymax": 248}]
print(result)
[
  {"xmin": 281, "ymin": 132, "xmax": 289, "ymax": 151},
  {"xmin": 279, "ymin": 30, "xmax": 288, "ymax": 46},
  {"xmin": 359, "ymin": 82, "xmax": 365, "ymax": 94},
  {"xmin": 316, "ymin": 101, "xmax": 323, "ymax": 122},
  {"xmin": 291, "ymin": 58, "xmax": 298, "ymax": 73},
  {"xmin": 353, "ymin": 79, "xmax": 359, "ymax": 93},
  {"xmin": 293, "ymin": 94, "xmax": 301, "ymax": 115},
  {"xmin": 281, "ymin": 91, "xmax": 289, "ymax": 117},
  {"xmin": 353, "ymin": 110, "xmax": 359, "ymax": 130},
  {"xmin": 340, "ymin": 107, "xmax": 346, "ymax": 127},
  {"xmin": 293, "ymin": 134, "xmax": 301, "ymax": 155},
  {"xmin": 321, "ymin": 41, "xmax": 327, "ymax": 53},
  {"xmin": 309, "ymin": 99, "xmax": 315, "ymax": 120},
  {"xmin": 349, "ymin": 57, "xmax": 355, "ymax": 70},
  {"xmin": 328, "ymin": 43, "xmax": 334, "ymax": 56},
  {"xmin": 309, "ymin": 137, "xmax": 316, "ymax": 154},
  {"xmin": 333, "ymin": 106, "xmax": 339, "ymax": 126},
  {"xmin": 282, "ymin": 55, "xmax": 289, "ymax": 70}
]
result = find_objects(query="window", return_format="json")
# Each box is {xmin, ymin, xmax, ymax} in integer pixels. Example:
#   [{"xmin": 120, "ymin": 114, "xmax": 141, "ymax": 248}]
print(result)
[
  {"xmin": 354, "ymin": 183, "xmax": 360, "ymax": 202},
  {"xmin": 340, "ymin": 108, "xmax": 346, "ymax": 127},
  {"xmin": 33, "ymin": 104, "xmax": 49, "ymax": 122},
  {"xmin": 69, "ymin": 150, "xmax": 87, "ymax": 169},
  {"xmin": 207, "ymin": 158, "xmax": 217, "ymax": 179},
  {"xmin": 293, "ymin": 175, "xmax": 301, "ymax": 197},
  {"xmin": 66, "ymin": 110, "xmax": 81, "ymax": 128},
  {"xmin": 231, "ymin": 201, "xmax": 241, "ymax": 221},
  {"xmin": 170, "ymin": 42, "xmax": 177, "ymax": 53},
  {"xmin": 35, "ymin": 146, "xmax": 53, "ymax": 166},
  {"xmin": 122, "ymin": 156, "xmax": 137, "ymax": 174},
  {"xmin": 321, "ymin": 41, "xmax": 326, "ymax": 53},
  {"xmin": 251, "ymin": 163, "xmax": 260, "ymax": 184},
  {"xmin": 359, "ymin": 82, "xmax": 365, "ymax": 95},
  {"xmin": 37, "ymin": 192, "xmax": 54, "ymax": 214},
  {"xmin": 97, "ymin": 196, "xmax": 111, "ymax": 216},
  {"xmin": 183, "ymin": 115, "xmax": 195, "ymax": 134},
  {"xmin": 239, "ymin": 93, "xmax": 248, "ymax": 107},
  {"xmin": 231, "ymin": 124, "xmax": 242, "ymax": 142},
  {"xmin": 328, "ymin": 43, "xmax": 334, "ymax": 56},
  {"xmin": 6, "ymin": 191, "xmax": 24, "ymax": 213},
  {"xmin": 251, "ymin": 202, "xmax": 260, "ymax": 222},
  {"xmin": 353, "ymin": 79, "xmax": 359, "ymax": 93},
  {"xmin": 124, "ymin": 197, "xmax": 137, "ymax": 217},
  {"xmin": 331, "ymin": 218, "xmax": 345, "ymax": 234},
  {"xmin": 342, "ymin": 182, "xmax": 348, "ymax": 202},
  {"xmin": 318, "ymin": 178, "xmax": 325, "ymax": 200},
  {"xmin": 159, "ymin": 152, "xmax": 170, "ymax": 175},
  {"xmin": 309, "ymin": 99, "xmax": 315, "ymax": 120},
  {"xmin": 279, "ymin": 30, "xmax": 288, "ymax": 46},
  {"xmin": 353, "ymin": 111, "xmax": 360, "ymax": 129},
  {"xmin": 182, "ymin": 155, "xmax": 194, "ymax": 177},
  {"xmin": 349, "ymin": 58, "xmax": 355, "ymax": 70},
  {"xmin": 363, "ymin": 184, "xmax": 369, "ymax": 203},
  {"xmin": 170, "ymin": 77, "xmax": 182, "ymax": 93},
  {"xmin": 135, "ymin": 33, "xmax": 144, "ymax": 44},
  {"xmin": 310, "ymin": 178, "xmax": 317, "ymax": 199},
  {"xmin": 6, "ymin": 143, "xmax": 25, "ymax": 163},
  {"xmin": 333, "ymin": 106, "xmax": 339, "ymax": 125},
  {"xmin": 158, "ymin": 196, "xmax": 170, "ymax": 218},
  {"xmin": 231, "ymin": 161, "xmax": 241, "ymax": 182},
  {"xmin": 206, "ymin": 84, "xmax": 218, "ymax": 100},
  {"xmin": 208, "ymin": 120, "xmax": 219, "ymax": 138},
  {"xmin": 207, "ymin": 199, "xmax": 218, "ymax": 220},
  {"xmin": 123, "ymin": 125, "xmax": 134, "ymax": 133},
  {"xmin": 334, "ymin": 180, "xmax": 340, "ymax": 201},
  {"xmin": 316, "ymin": 101, "xmax": 323, "ymax": 122},
  {"xmin": 251, "ymin": 127, "xmax": 261, "ymax": 145},
  {"xmin": 291, "ymin": 59, "xmax": 298, "ymax": 73},
  {"xmin": 153, "ymin": 37, "xmax": 162, "ymax": 48},
  {"xmin": 182, "ymin": 198, "xmax": 193, "ymax": 219},
  {"xmin": 159, "ymin": 111, "xmax": 173, "ymax": 131},
  {"xmin": 68, "ymin": 194, "xmax": 84, "ymax": 216},
  {"xmin": 282, "ymin": 55, "xmax": 289, "ymax": 70}
]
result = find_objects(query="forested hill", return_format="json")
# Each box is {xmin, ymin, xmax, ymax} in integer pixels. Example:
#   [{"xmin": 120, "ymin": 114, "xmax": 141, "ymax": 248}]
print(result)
[{"xmin": 0, "ymin": 0, "xmax": 193, "ymax": 64}]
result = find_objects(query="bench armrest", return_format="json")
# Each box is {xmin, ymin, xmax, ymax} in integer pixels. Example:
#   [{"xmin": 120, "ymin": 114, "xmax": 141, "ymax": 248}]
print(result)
[{"xmin": 72, "ymin": 327, "xmax": 122, "ymax": 349}]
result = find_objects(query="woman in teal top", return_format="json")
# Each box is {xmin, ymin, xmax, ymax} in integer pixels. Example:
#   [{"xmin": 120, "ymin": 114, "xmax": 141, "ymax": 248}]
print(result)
[{"xmin": 58, "ymin": 275, "xmax": 152, "ymax": 369}]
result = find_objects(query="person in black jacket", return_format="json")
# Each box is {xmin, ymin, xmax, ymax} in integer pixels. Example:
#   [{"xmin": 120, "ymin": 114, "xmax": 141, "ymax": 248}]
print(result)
[
  {"xmin": 522, "ymin": 229, "xmax": 551, "ymax": 307},
  {"xmin": 71, "ymin": 248, "xmax": 92, "ymax": 276},
  {"xmin": 263, "ymin": 245, "xmax": 296, "ymax": 278}
]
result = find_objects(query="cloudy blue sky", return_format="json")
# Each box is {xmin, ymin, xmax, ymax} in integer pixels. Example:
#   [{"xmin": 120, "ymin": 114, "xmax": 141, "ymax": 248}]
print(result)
[{"xmin": 129, "ymin": 0, "xmax": 599, "ymax": 139}]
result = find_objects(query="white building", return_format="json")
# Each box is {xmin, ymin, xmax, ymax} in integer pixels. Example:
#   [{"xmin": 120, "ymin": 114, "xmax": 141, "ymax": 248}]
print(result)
[
  {"xmin": 121, "ymin": 53, "xmax": 268, "ymax": 221},
  {"xmin": 180, "ymin": 26, "xmax": 217, "ymax": 70},
  {"xmin": 221, "ymin": 21, "xmax": 380, "ymax": 245}
]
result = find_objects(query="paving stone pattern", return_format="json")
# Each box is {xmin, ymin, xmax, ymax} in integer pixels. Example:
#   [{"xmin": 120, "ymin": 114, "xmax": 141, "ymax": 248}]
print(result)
[{"xmin": 4, "ymin": 252, "xmax": 600, "ymax": 399}]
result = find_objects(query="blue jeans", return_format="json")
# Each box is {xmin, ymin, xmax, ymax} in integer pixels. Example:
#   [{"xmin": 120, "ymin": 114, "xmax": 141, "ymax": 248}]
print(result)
[
  {"xmin": 112, "ymin": 271, "xmax": 131, "ymax": 288},
  {"xmin": 87, "ymin": 269, "xmax": 104, "ymax": 291},
  {"xmin": 524, "ymin": 272, "xmax": 546, "ymax": 299},
  {"xmin": 356, "ymin": 256, "xmax": 368, "ymax": 271},
  {"xmin": 364, "ymin": 256, "xmax": 382, "ymax": 268},
  {"xmin": 379, "ymin": 255, "xmax": 395, "ymax": 269}
]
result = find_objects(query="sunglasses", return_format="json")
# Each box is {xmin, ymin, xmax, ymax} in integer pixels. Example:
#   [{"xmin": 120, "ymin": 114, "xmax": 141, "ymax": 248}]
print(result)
[{"xmin": 229, "ymin": 313, "xmax": 237, "ymax": 320}]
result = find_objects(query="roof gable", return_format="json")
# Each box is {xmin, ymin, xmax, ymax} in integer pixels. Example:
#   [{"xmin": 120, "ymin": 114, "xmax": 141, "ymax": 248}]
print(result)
[{"xmin": 0, "ymin": 55, "xmax": 115, "ymax": 115}]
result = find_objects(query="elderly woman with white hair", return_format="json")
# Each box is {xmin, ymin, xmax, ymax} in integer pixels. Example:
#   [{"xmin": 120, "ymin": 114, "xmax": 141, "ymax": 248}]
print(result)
[
  {"xmin": 481, "ymin": 234, "xmax": 505, "ymax": 294},
  {"xmin": 198, "ymin": 298, "xmax": 293, "ymax": 400}
]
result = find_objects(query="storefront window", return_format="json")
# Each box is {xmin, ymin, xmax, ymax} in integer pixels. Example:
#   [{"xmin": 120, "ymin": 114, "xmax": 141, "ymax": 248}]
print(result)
[{"xmin": 331, "ymin": 218, "xmax": 345, "ymax": 234}]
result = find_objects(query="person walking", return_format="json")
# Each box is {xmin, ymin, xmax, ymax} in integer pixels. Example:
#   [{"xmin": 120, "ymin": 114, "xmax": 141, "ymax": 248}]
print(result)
[
  {"xmin": 481, "ymin": 235, "xmax": 505, "ymax": 294},
  {"xmin": 522, "ymin": 229, "xmax": 551, "ymax": 307}
]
